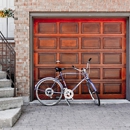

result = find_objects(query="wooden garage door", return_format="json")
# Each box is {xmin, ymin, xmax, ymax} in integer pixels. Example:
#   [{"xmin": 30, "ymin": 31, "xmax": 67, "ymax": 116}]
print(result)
[{"xmin": 34, "ymin": 18, "xmax": 126, "ymax": 99}]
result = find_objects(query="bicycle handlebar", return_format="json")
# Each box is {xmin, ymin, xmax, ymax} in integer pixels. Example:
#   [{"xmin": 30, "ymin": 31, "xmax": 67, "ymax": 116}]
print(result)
[
  {"xmin": 72, "ymin": 58, "xmax": 92, "ymax": 72},
  {"xmin": 72, "ymin": 65, "xmax": 82, "ymax": 72},
  {"xmin": 88, "ymin": 58, "xmax": 92, "ymax": 62}
]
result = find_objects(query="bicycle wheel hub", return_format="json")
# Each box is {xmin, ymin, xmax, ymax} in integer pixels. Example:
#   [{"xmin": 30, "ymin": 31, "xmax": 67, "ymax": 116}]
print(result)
[
  {"xmin": 45, "ymin": 88, "xmax": 54, "ymax": 97},
  {"xmin": 64, "ymin": 88, "xmax": 74, "ymax": 99}
]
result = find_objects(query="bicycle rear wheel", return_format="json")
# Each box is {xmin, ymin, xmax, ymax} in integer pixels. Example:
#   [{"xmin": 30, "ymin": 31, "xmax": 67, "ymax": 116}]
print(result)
[
  {"xmin": 87, "ymin": 81, "xmax": 100, "ymax": 106},
  {"xmin": 35, "ymin": 77, "xmax": 63, "ymax": 106}
]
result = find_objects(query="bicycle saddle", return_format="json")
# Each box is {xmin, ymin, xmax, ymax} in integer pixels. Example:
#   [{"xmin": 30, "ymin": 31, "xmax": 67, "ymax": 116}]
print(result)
[{"xmin": 55, "ymin": 67, "xmax": 65, "ymax": 72}]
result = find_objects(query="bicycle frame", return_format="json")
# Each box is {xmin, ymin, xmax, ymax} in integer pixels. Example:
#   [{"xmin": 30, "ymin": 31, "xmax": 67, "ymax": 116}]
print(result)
[
  {"xmin": 56, "ymin": 71, "xmax": 90, "ymax": 92},
  {"xmin": 35, "ymin": 58, "xmax": 100, "ymax": 106}
]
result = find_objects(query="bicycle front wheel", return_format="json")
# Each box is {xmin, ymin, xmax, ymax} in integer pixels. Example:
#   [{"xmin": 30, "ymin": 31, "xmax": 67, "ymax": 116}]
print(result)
[
  {"xmin": 35, "ymin": 77, "xmax": 63, "ymax": 106},
  {"xmin": 87, "ymin": 81, "xmax": 100, "ymax": 106}
]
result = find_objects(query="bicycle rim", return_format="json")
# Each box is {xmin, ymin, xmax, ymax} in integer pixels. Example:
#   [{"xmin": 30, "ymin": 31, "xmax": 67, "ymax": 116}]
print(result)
[
  {"xmin": 87, "ymin": 82, "xmax": 100, "ymax": 106},
  {"xmin": 36, "ymin": 78, "xmax": 63, "ymax": 106}
]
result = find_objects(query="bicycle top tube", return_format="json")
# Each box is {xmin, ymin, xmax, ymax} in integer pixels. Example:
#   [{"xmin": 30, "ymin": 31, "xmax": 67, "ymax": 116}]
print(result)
[
  {"xmin": 55, "ymin": 66, "xmax": 89, "ymax": 79},
  {"xmin": 56, "ymin": 72, "xmax": 85, "ymax": 78}
]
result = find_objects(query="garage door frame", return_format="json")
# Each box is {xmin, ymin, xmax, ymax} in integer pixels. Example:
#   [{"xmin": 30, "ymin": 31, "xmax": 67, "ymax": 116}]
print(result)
[{"xmin": 29, "ymin": 12, "xmax": 130, "ymax": 101}]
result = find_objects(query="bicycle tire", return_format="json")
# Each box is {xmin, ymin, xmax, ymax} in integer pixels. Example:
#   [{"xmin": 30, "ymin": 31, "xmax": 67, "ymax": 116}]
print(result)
[
  {"xmin": 35, "ymin": 77, "xmax": 63, "ymax": 106},
  {"xmin": 87, "ymin": 81, "xmax": 100, "ymax": 106}
]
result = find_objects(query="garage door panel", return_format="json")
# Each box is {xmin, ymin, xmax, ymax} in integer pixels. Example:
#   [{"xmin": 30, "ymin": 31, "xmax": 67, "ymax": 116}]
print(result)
[
  {"xmin": 38, "ymin": 53, "xmax": 57, "ymax": 64},
  {"xmin": 103, "ymin": 22, "xmax": 122, "ymax": 34},
  {"xmin": 81, "ymin": 53, "xmax": 100, "ymax": 64},
  {"xmin": 103, "ymin": 83, "xmax": 122, "ymax": 94},
  {"xmin": 81, "ymin": 83, "xmax": 100, "ymax": 94},
  {"xmin": 38, "ymin": 23, "xmax": 57, "ymax": 34},
  {"xmin": 38, "ymin": 68, "xmax": 56, "ymax": 79},
  {"xmin": 89, "ymin": 68, "xmax": 100, "ymax": 79},
  {"xmin": 59, "ymin": 37, "xmax": 79, "ymax": 49},
  {"xmin": 60, "ymin": 22, "xmax": 78, "ymax": 34},
  {"xmin": 37, "ymin": 37, "xmax": 57, "ymax": 49},
  {"xmin": 60, "ymin": 53, "xmax": 79, "ymax": 64},
  {"xmin": 103, "ymin": 68, "xmax": 121, "ymax": 79},
  {"xmin": 82, "ymin": 22, "xmax": 100, "ymax": 34},
  {"xmin": 103, "ymin": 37, "xmax": 122, "ymax": 49},
  {"xmin": 81, "ymin": 83, "xmax": 89, "ymax": 94},
  {"xmin": 103, "ymin": 53, "xmax": 122, "ymax": 64},
  {"xmin": 81, "ymin": 37, "xmax": 101, "ymax": 49}
]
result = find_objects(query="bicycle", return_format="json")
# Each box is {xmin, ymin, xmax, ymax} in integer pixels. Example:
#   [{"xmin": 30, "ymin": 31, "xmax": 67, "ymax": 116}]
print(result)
[{"xmin": 35, "ymin": 58, "xmax": 100, "ymax": 106}]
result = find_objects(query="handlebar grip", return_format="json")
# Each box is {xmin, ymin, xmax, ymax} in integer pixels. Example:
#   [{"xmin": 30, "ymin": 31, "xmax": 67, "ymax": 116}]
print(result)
[
  {"xmin": 88, "ymin": 58, "xmax": 92, "ymax": 62},
  {"xmin": 72, "ymin": 65, "xmax": 75, "ymax": 68}
]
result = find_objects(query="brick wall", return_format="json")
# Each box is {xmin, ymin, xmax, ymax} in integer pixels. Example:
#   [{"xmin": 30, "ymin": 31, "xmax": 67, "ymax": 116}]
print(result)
[{"xmin": 14, "ymin": 0, "xmax": 130, "ymax": 101}]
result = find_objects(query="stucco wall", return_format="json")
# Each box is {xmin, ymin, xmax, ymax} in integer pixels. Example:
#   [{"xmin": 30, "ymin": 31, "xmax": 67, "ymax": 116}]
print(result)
[{"xmin": 14, "ymin": 0, "xmax": 130, "ymax": 101}]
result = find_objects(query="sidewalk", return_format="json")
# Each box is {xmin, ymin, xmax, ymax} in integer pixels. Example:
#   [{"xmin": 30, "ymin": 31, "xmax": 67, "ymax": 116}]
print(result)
[{"xmin": 2, "ymin": 100, "xmax": 130, "ymax": 130}]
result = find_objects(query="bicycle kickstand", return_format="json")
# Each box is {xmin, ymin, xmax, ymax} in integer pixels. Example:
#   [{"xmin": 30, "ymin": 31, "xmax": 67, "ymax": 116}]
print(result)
[{"xmin": 65, "ymin": 99, "xmax": 71, "ymax": 106}]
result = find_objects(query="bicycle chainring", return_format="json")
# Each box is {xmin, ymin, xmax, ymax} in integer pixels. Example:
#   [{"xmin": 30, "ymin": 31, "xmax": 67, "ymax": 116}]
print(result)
[{"xmin": 64, "ymin": 88, "xmax": 74, "ymax": 99}]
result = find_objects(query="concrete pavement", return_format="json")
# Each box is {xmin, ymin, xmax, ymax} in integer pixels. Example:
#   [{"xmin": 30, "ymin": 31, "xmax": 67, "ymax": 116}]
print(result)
[{"xmin": 1, "ymin": 100, "xmax": 130, "ymax": 130}]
